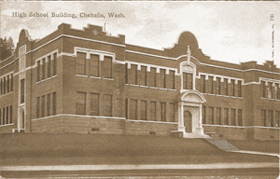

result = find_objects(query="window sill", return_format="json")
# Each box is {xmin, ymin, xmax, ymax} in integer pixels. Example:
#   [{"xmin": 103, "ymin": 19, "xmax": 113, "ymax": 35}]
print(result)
[
  {"xmin": 216, "ymin": 94, "xmax": 223, "ymax": 97},
  {"xmin": 0, "ymin": 123, "xmax": 14, "ymax": 128},
  {"xmin": 223, "ymin": 95, "xmax": 230, "ymax": 98},
  {"xmin": 231, "ymin": 96, "xmax": 237, "ymax": 98},
  {"xmin": 36, "ymin": 75, "xmax": 57, "ymax": 84},
  {"xmin": 168, "ymin": 89, "xmax": 176, "ymax": 91},
  {"xmin": 130, "ymin": 84, "xmax": 139, "ymax": 87},
  {"xmin": 140, "ymin": 85, "xmax": 149, "ymax": 88},
  {"xmin": 208, "ymin": 94, "xmax": 215, "ymax": 96},
  {"xmin": 18, "ymin": 103, "xmax": 25, "ymax": 107},
  {"xmin": 150, "ymin": 87, "xmax": 158, "ymax": 89},
  {"xmin": 237, "ymin": 97, "xmax": 243, "ymax": 99},
  {"xmin": 261, "ymin": 97, "xmax": 276, "ymax": 100},
  {"xmin": 0, "ymin": 91, "xmax": 14, "ymax": 97},
  {"xmin": 159, "ymin": 88, "xmax": 167, "ymax": 90},
  {"xmin": 89, "ymin": 76, "xmax": 101, "ymax": 79},
  {"xmin": 76, "ymin": 74, "xmax": 87, "ymax": 78},
  {"xmin": 103, "ymin": 78, "xmax": 114, "ymax": 81}
]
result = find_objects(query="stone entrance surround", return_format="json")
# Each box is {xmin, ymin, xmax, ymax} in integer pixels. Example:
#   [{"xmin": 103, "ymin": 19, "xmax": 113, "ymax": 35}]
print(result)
[{"xmin": 177, "ymin": 90, "xmax": 210, "ymax": 138}]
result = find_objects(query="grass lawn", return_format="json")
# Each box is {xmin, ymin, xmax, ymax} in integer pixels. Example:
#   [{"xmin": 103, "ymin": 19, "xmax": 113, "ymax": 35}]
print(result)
[{"xmin": 0, "ymin": 133, "xmax": 279, "ymax": 166}]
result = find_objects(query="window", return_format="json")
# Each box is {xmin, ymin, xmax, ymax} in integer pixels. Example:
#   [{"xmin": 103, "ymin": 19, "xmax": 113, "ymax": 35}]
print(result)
[
  {"xmin": 52, "ymin": 92, "xmax": 56, "ymax": 115},
  {"xmin": 231, "ymin": 79, "xmax": 235, "ymax": 96},
  {"xmin": 125, "ymin": 64, "xmax": 129, "ymax": 84},
  {"xmin": 238, "ymin": 109, "xmax": 243, "ymax": 126},
  {"xmin": 160, "ymin": 102, "xmax": 166, "ymax": 121},
  {"xmin": 6, "ymin": 106, "xmax": 9, "ymax": 124},
  {"xmin": 90, "ymin": 93, "xmax": 99, "ymax": 116},
  {"xmin": 217, "ymin": 107, "xmax": 221, "ymax": 125},
  {"xmin": 9, "ymin": 105, "xmax": 12, "ymax": 124},
  {"xmin": 183, "ymin": 73, "xmax": 193, "ymax": 90},
  {"xmin": 53, "ymin": 53, "xmax": 57, "ymax": 76},
  {"xmin": 7, "ymin": 75, "xmax": 9, "ymax": 93},
  {"xmin": 159, "ymin": 69, "xmax": 166, "ymax": 88},
  {"xmin": 200, "ymin": 75, "xmax": 206, "ymax": 93},
  {"xmin": 3, "ymin": 77, "xmax": 6, "ymax": 94},
  {"xmin": 150, "ymin": 67, "xmax": 157, "ymax": 87},
  {"xmin": 277, "ymin": 84, "xmax": 280, "ymax": 99},
  {"xmin": 103, "ymin": 94, "xmax": 112, "ymax": 116},
  {"xmin": 202, "ymin": 106, "xmax": 206, "ymax": 124},
  {"xmin": 238, "ymin": 80, "xmax": 242, "ymax": 97},
  {"xmin": 103, "ymin": 56, "xmax": 112, "ymax": 79},
  {"xmin": 37, "ymin": 61, "xmax": 40, "ymax": 82},
  {"xmin": 224, "ymin": 108, "xmax": 229, "ymax": 125},
  {"xmin": 268, "ymin": 110, "xmax": 273, "ymax": 127},
  {"xmin": 208, "ymin": 76, "xmax": 214, "ymax": 94},
  {"xmin": 168, "ymin": 70, "xmax": 175, "ymax": 89},
  {"xmin": 41, "ymin": 95, "xmax": 45, "ymax": 117},
  {"xmin": 125, "ymin": 98, "xmax": 128, "ymax": 119},
  {"xmin": 76, "ymin": 92, "xmax": 86, "ymax": 115},
  {"xmin": 216, "ymin": 77, "xmax": 221, "ymax": 95},
  {"xmin": 169, "ymin": 103, "xmax": 175, "ymax": 122},
  {"xmin": 231, "ymin": 109, "xmax": 236, "ymax": 126},
  {"xmin": 3, "ymin": 107, "xmax": 5, "ymax": 125},
  {"xmin": 20, "ymin": 79, "xmax": 25, "ymax": 104},
  {"xmin": 140, "ymin": 100, "xmax": 147, "ymax": 120},
  {"xmin": 209, "ymin": 107, "xmax": 214, "ymax": 124},
  {"xmin": 150, "ymin": 101, "xmax": 156, "ymax": 121},
  {"xmin": 139, "ymin": 66, "xmax": 147, "ymax": 86},
  {"xmin": 261, "ymin": 81, "xmax": 266, "ymax": 98},
  {"xmin": 261, "ymin": 110, "xmax": 266, "ymax": 126},
  {"xmin": 76, "ymin": 52, "xmax": 86, "ymax": 75},
  {"xmin": 130, "ymin": 64, "xmax": 138, "ymax": 85},
  {"xmin": 276, "ymin": 111, "xmax": 280, "ymax": 127},
  {"xmin": 36, "ymin": 97, "xmax": 40, "ymax": 118},
  {"xmin": 47, "ymin": 93, "xmax": 51, "ymax": 116},
  {"xmin": 130, "ymin": 99, "xmax": 137, "ymax": 120},
  {"xmin": 268, "ymin": 82, "xmax": 273, "ymax": 99},
  {"xmin": 90, "ymin": 54, "xmax": 99, "ymax": 77},
  {"xmin": 224, "ymin": 78, "xmax": 228, "ymax": 95},
  {"xmin": 11, "ymin": 74, "xmax": 13, "ymax": 92},
  {"xmin": 47, "ymin": 55, "xmax": 51, "ymax": 78},
  {"xmin": 42, "ymin": 58, "xmax": 46, "ymax": 80},
  {"xmin": 0, "ymin": 79, "xmax": 2, "ymax": 95}
]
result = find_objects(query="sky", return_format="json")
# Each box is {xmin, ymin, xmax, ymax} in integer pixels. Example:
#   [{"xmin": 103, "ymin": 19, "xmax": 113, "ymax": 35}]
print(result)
[{"xmin": 1, "ymin": 1, "xmax": 280, "ymax": 68}]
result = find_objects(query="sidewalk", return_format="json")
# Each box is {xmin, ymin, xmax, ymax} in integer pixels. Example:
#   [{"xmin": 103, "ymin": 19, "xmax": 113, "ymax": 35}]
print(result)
[
  {"xmin": 229, "ymin": 150, "xmax": 280, "ymax": 158},
  {"xmin": 1, "ymin": 162, "xmax": 279, "ymax": 171}
]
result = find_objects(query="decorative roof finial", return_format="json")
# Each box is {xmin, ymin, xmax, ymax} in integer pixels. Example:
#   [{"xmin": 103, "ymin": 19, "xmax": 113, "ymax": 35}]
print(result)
[{"xmin": 187, "ymin": 45, "xmax": 191, "ymax": 64}]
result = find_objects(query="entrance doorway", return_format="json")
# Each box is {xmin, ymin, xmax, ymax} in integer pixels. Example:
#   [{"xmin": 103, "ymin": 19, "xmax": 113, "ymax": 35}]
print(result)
[{"xmin": 184, "ymin": 110, "xmax": 192, "ymax": 132}]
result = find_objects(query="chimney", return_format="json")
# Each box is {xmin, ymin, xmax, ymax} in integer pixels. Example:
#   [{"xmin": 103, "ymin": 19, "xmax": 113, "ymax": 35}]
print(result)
[{"xmin": 104, "ymin": 23, "xmax": 107, "ymax": 32}]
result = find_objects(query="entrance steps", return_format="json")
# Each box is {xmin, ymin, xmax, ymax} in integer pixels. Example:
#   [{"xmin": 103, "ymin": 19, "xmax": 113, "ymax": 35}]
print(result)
[{"xmin": 204, "ymin": 138, "xmax": 239, "ymax": 151}]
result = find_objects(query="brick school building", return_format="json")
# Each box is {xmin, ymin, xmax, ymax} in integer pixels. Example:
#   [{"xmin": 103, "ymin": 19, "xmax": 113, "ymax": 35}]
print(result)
[{"xmin": 0, "ymin": 23, "xmax": 279, "ymax": 140}]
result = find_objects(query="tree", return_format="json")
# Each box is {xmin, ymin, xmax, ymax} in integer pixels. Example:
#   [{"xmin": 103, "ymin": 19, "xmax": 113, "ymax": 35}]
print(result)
[{"xmin": 1, "ymin": 36, "xmax": 15, "ymax": 60}]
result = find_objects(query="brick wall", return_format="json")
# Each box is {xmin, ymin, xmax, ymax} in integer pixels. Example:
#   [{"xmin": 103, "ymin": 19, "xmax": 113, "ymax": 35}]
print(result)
[
  {"xmin": 203, "ymin": 125, "xmax": 279, "ymax": 140},
  {"xmin": 31, "ymin": 115, "xmax": 178, "ymax": 136},
  {"xmin": 0, "ymin": 124, "xmax": 14, "ymax": 133},
  {"xmin": 254, "ymin": 128, "xmax": 280, "ymax": 141}
]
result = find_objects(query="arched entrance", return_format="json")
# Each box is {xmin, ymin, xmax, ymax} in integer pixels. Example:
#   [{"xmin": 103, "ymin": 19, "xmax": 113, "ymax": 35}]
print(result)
[
  {"xmin": 184, "ymin": 110, "xmax": 192, "ymax": 132},
  {"xmin": 177, "ymin": 90, "xmax": 209, "ymax": 138}
]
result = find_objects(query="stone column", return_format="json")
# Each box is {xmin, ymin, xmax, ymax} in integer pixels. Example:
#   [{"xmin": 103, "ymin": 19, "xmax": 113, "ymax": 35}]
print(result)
[
  {"xmin": 199, "ymin": 104, "xmax": 202, "ymax": 128},
  {"xmin": 178, "ymin": 102, "xmax": 185, "ymax": 131}
]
